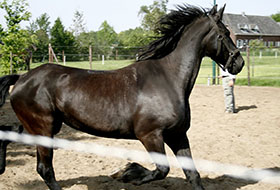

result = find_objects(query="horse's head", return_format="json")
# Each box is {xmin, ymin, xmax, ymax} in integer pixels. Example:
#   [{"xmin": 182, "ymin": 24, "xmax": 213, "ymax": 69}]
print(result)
[{"xmin": 203, "ymin": 4, "xmax": 244, "ymax": 75}]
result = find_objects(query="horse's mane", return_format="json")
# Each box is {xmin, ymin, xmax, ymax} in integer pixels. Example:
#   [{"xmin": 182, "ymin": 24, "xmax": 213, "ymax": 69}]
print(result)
[{"xmin": 137, "ymin": 4, "xmax": 207, "ymax": 61}]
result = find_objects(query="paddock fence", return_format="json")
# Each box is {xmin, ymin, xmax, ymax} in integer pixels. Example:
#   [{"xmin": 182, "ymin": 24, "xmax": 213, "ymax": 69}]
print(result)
[
  {"xmin": 4, "ymin": 45, "xmax": 279, "ymax": 87},
  {"xmin": 32, "ymin": 45, "xmax": 280, "ymax": 86}
]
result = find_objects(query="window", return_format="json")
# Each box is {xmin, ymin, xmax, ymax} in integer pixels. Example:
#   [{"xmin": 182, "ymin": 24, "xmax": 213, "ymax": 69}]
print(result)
[
  {"xmin": 268, "ymin": 41, "xmax": 274, "ymax": 47},
  {"xmin": 237, "ymin": 39, "xmax": 243, "ymax": 48}
]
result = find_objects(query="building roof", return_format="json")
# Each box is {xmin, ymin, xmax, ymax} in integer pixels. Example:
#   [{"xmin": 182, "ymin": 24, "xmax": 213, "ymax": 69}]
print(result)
[{"xmin": 223, "ymin": 13, "xmax": 280, "ymax": 36}]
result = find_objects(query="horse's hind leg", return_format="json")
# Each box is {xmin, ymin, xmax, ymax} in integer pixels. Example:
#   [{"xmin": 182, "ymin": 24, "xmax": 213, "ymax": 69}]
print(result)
[
  {"xmin": 37, "ymin": 146, "xmax": 61, "ymax": 190},
  {"xmin": 164, "ymin": 133, "xmax": 204, "ymax": 190},
  {"xmin": 14, "ymin": 111, "xmax": 62, "ymax": 190},
  {"xmin": 0, "ymin": 125, "xmax": 23, "ymax": 174}
]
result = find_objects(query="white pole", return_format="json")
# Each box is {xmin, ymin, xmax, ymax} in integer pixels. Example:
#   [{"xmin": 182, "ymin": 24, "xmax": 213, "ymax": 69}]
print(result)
[
  {"xmin": 63, "ymin": 56, "xmax": 66, "ymax": 65},
  {"xmin": 275, "ymin": 51, "xmax": 278, "ymax": 58},
  {"xmin": 259, "ymin": 51, "xmax": 262, "ymax": 58},
  {"xmin": 102, "ymin": 55, "xmax": 105, "ymax": 65}
]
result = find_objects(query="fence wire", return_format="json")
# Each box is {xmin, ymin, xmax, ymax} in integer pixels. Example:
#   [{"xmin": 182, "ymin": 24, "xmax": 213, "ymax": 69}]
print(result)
[{"xmin": 0, "ymin": 130, "xmax": 279, "ymax": 185}]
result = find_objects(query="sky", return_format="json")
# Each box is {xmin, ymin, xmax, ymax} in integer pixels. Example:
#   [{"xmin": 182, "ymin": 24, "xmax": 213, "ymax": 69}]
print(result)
[{"xmin": 0, "ymin": 0, "xmax": 279, "ymax": 33}]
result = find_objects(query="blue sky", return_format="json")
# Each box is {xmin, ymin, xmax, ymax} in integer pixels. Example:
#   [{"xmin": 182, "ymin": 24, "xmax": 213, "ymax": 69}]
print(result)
[{"xmin": 0, "ymin": 0, "xmax": 279, "ymax": 33}]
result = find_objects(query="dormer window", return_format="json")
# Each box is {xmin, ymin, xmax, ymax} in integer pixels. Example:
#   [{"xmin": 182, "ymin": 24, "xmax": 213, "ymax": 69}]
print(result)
[
  {"xmin": 249, "ymin": 24, "xmax": 260, "ymax": 33},
  {"xmin": 238, "ymin": 24, "xmax": 250, "ymax": 33},
  {"xmin": 238, "ymin": 23, "xmax": 260, "ymax": 33}
]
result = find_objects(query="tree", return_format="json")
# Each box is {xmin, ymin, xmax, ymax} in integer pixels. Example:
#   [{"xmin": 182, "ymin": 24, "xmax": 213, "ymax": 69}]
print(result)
[
  {"xmin": 35, "ymin": 13, "xmax": 51, "ymax": 32},
  {"xmin": 138, "ymin": 0, "xmax": 168, "ymax": 33},
  {"xmin": 27, "ymin": 13, "xmax": 51, "ymax": 62},
  {"xmin": 271, "ymin": 12, "xmax": 280, "ymax": 22},
  {"xmin": 75, "ymin": 31, "xmax": 98, "ymax": 60},
  {"xmin": 0, "ymin": 0, "xmax": 31, "ymax": 33},
  {"xmin": 118, "ymin": 27, "xmax": 153, "ymax": 59},
  {"xmin": 0, "ymin": 0, "xmax": 37, "ymax": 73},
  {"xmin": 96, "ymin": 21, "xmax": 118, "ymax": 58},
  {"xmin": 50, "ymin": 18, "xmax": 76, "ymax": 61},
  {"xmin": 70, "ymin": 10, "xmax": 87, "ymax": 37}
]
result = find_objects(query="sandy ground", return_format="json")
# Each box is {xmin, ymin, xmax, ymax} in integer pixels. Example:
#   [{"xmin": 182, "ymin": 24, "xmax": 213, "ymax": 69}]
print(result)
[{"xmin": 0, "ymin": 85, "xmax": 279, "ymax": 190}]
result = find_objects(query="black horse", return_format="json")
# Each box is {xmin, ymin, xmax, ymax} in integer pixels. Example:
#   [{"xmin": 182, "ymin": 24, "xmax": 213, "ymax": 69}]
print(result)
[{"xmin": 0, "ymin": 5, "xmax": 244, "ymax": 190}]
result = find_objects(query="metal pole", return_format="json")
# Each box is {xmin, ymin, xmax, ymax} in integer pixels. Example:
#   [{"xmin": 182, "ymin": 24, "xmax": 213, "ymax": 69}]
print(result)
[
  {"xmin": 212, "ymin": 0, "xmax": 217, "ymax": 85},
  {"xmin": 246, "ymin": 45, "xmax": 251, "ymax": 86}
]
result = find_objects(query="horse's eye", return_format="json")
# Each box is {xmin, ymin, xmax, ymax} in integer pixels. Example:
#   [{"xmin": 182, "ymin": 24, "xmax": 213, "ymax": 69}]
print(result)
[{"xmin": 218, "ymin": 35, "xmax": 223, "ymax": 40}]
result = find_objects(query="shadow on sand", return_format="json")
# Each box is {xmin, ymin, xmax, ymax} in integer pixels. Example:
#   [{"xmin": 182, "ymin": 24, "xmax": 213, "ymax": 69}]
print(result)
[{"xmin": 20, "ymin": 168, "xmax": 280, "ymax": 190}]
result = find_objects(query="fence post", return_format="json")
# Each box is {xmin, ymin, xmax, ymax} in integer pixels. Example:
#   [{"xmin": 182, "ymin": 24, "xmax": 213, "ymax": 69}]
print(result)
[
  {"xmin": 246, "ymin": 46, "xmax": 251, "ymax": 86},
  {"xmin": 62, "ymin": 50, "xmax": 65, "ymax": 63},
  {"xmin": 89, "ymin": 45, "xmax": 92, "ymax": 70},
  {"xmin": 49, "ymin": 43, "xmax": 53, "ymax": 63}
]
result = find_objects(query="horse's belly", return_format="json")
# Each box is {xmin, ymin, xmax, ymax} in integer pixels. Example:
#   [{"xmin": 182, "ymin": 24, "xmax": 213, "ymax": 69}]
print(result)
[{"xmin": 62, "ymin": 106, "xmax": 136, "ymax": 139}]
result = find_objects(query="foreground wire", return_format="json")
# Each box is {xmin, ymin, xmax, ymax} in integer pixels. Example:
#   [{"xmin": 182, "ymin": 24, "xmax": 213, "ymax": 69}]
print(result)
[{"xmin": 0, "ymin": 130, "xmax": 279, "ymax": 184}]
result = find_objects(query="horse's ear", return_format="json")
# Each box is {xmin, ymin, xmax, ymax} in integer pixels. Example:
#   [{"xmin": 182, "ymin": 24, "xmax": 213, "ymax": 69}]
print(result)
[
  {"xmin": 217, "ymin": 4, "xmax": 226, "ymax": 20},
  {"xmin": 210, "ymin": 4, "xmax": 218, "ymax": 15}
]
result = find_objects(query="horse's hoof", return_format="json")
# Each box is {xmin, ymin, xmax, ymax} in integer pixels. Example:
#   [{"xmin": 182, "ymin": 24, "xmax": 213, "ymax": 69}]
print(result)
[{"xmin": 110, "ymin": 162, "xmax": 151, "ymax": 184}]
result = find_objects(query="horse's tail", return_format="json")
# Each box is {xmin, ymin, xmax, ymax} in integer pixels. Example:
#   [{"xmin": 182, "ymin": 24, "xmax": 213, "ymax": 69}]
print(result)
[{"xmin": 0, "ymin": 75, "xmax": 20, "ymax": 107}]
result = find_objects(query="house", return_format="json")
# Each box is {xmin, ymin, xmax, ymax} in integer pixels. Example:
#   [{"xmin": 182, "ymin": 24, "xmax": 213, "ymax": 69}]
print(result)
[{"xmin": 223, "ymin": 13, "xmax": 280, "ymax": 48}]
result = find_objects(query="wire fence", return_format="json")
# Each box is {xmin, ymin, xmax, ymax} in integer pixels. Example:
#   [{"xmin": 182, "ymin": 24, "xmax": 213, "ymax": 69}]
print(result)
[
  {"xmin": 4, "ymin": 45, "xmax": 280, "ymax": 86},
  {"xmin": 0, "ymin": 130, "xmax": 279, "ymax": 185}
]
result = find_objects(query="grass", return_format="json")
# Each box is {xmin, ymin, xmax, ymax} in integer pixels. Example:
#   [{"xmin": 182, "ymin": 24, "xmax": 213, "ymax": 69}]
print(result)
[
  {"xmin": 6, "ymin": 55, "xmax": 280, "ymax": 87},
  {"xmin": 30, "ymin": 59, "xmax": 133, "ymax": 71},
  {"xmin": 198, "ymin": 56, "xmax": 280, "ymax": 87}
]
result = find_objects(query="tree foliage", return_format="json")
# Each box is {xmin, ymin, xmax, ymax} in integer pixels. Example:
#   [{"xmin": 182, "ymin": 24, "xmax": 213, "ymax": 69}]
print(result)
[
  {"xmin": 70, "ymin": 10, "xmax": 87, "ymax": 37},
  {"xmin": 0, "ymin": 0, "xmax": 37, "ymax": 74},
  {"xmin": 27, "ymin": 13, "xmax": 51, "ymax": 62},
  {"xmin": 271, "ymin": 12, "xmax": 280, "ymax": 22},
  {"xmin": 50, "ymin": 18, "xmax": 76, "ymax": 61},
  {"xmin": 0, "ymin": 0, "xmax": 172, "ymax": 65},
  {"xmin": 95, "ymin": 21, "xmax": 118, "ymax": 57},
  {"xmin": 138, "ymin": 0, "xmax": 168, "ymax": 33}
]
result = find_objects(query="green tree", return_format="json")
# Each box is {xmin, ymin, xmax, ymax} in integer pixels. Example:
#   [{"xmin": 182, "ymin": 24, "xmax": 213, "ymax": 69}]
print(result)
[
  {"xmin": 76, "ymin": 31, "xmax": 98, "ymax": 60},
  {"xmin": 27, "ymin": 13, "xmax": 51, "ymax": 62},
  {"xmin": 70, "ymin": 10, "xmax": 87, "ymax": 37},
  {"xmin": 50, "ymin": 17, "xmax": 76, "ymax": 61},
  {"xmin": 96, "ymin": 21, "xmax": 118, "ymax": 58},
  {"xmin": 118, "ymin": 27, "xmax": 153, "ymax": 59},
  {"xmin": 0, "ymin": 0, "xmax": 36, "ymax": 73},
  {"xmin": 0, "ymin": 0, "xmax": 31, "ymax": 33},
  {"xmin": 138, "ymin": 0, "xmax": 168, "ymax": 33},
  {"xmin": 271, "ymin": 12, "xmax": 280, "ymax": 22},
  {"xmin": 35, "ymin": 13, "xmax": 51, "ymax": 32}
]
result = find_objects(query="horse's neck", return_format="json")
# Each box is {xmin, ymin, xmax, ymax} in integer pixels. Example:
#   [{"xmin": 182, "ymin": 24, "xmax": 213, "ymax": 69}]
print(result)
[{"xmin": 164, "ymin": 18, "xmax": 210, "ymax": 95}]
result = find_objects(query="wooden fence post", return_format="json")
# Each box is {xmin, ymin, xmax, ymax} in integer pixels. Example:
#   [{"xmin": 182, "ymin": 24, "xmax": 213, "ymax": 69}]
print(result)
[
  {"xmin": 48, "ymin": 43, "xmax": 58, "ymax": 64},
  {"xmin": 49, "ymin": 44, "xmax": 53, "ymax": 63},
  {"xmin": 246, "ymin": 46, "xmax": 251, "ymax": 86}
]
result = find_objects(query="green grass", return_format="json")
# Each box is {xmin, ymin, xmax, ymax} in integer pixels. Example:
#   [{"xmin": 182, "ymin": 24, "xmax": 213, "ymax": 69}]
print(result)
[
  {"xmin": 15, "ymin": 55, "xmax": 280, "ymax": 88},
  {"xmin": 30, "ymin": 60, "xmax": 133, "ymax": 71},
  {"xmin": 197, "ymin": 56, "xmax": 280, "ymax": 87}
]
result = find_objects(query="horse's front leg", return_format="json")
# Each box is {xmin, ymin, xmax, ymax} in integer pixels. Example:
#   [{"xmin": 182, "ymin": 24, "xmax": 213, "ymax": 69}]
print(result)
[
  {"xmin": 165, "ymin": 133, "xmax": 205, "ymax": 190},
  {"xmin": 118, "ymin": 127, "xmax": 170, "ymax": 185},
  {"xmin": 37, "ymin": 146, "xmax": 61, "ymax": 190}
]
